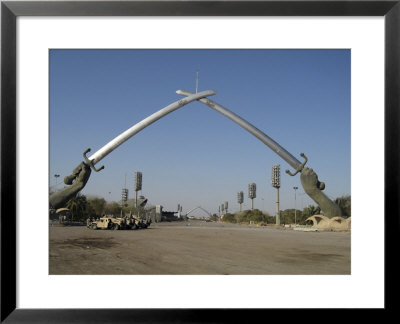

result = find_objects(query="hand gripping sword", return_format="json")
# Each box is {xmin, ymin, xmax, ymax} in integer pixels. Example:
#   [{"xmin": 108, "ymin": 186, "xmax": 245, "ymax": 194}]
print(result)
[
  {"xmin": 49, "ymin": 90, "xmax": 217, "ymax": 210},
  {"xmin": 176, "ymin": 90, "xmax": 343, "ymax": 218}
]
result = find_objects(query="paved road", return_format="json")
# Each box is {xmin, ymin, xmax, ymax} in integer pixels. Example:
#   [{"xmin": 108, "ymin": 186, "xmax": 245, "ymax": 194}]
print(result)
[{"xmin": 49, "ymin": 220, "xmax": 350, "ymax": 275}]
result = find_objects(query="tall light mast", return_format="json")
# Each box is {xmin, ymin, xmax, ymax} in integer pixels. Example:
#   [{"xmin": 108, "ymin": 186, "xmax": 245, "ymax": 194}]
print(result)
[
  {"xmin": 134, "ymin": 171, "xmax": 142, "ymax": 208},
  {"xmin": 272, "ymin": 165, "xmax": 281, "ymax": 225},
  {"xmin": 237, "ymin": 191, "xmax": 244, "ymax": 212},
  {"xmin": 248, "ymin": 183, "xmax": 256, "ymax": 210}
]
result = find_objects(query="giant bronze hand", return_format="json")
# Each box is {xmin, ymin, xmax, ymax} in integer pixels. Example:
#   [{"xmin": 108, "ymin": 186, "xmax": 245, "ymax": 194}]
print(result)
[
  {"xmin": 300, "ymin": 167, "xmax": 342, "ymax": 217},
  {"xmin": 49, "ymin": 162, "xmax": 91, "ymax": 210},
  {"xmin": 177, "ymin": 90, "xmax": 343, "ymax": 218}
]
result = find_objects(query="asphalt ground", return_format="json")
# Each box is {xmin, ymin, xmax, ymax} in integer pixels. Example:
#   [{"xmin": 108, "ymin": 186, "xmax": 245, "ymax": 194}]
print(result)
[{"xmin": 49, "ymin": 220, "xmax": 350, "ymax": 275}]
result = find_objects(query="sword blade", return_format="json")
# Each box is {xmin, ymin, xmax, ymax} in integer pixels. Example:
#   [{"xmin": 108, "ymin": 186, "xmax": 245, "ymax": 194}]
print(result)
[
  {"xmin": 88, "ymin": 90, "xmax": 217, "ymax": 165},
  {"xmin": 176, "ymin": 89, "xmax": 301, "ymax": 170}
]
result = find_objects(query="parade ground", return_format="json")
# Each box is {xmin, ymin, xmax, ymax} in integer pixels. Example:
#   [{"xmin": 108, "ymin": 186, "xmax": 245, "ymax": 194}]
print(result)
[{"xmin": 49, "ymin": 220, "xmax": 350, "ymax": 275}]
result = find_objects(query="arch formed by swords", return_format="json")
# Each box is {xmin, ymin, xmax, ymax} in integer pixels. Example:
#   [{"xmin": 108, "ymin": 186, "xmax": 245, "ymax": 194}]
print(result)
[
  {"xmin": 85, "ymin": 88, "xmax": 307, "ymax": 176},
  {"xmin": 186, "ymin": 206, "xmax": 212, "ymax": 218},
  {"xmin": 51, "ymin": 87, "xmax": 343, "ymax": 217}
]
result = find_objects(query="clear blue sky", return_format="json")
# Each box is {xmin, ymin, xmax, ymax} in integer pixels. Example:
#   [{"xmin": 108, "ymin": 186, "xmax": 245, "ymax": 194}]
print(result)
[{"xmin": 49, "ymin": 49, "xmax": 350, "ymax": 216}]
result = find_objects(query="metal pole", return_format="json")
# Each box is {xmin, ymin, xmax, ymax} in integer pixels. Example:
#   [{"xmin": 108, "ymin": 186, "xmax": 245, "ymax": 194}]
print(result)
[
  {"xmin": 294, "ymin": 186, "xmax": 298, "ymax": 225},
  {"xmin": 276, "ymin": 187, "xmax": 280, "ymax": 225}
]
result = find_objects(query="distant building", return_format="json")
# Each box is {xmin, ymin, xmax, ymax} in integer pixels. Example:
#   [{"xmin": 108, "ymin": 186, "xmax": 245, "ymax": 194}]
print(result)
[
  {"xmin": 155, "ymin": 205, "xmax": 163, "ymax": 222},
  {"xmin": 161, "ymin": 211, "xmax": 178, "ymax": 222},
  {"xmin": 142, "ymin": 205, "xmax": 162, "ymax": 223},
  {"xmin": 118, "ymin": 200, "xmax": 177, "ymax": 223}
]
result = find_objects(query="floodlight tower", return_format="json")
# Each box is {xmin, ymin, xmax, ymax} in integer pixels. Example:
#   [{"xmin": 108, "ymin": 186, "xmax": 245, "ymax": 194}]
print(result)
[
  {"xmin": 134, "ymin": 171, "xmax": 142, "ymax": 208},
  {"xmin": 121, "ymin": 173, "xmax": 129, "ymax": 207},
  {"xmin": 237, "ymin": 191, "xmax": 244, "ymax": 212},
  {"xmin": 120, "ymin": 188, "xmax": 128, "ymax": 217},
  {"xmin": 121, "ymin": 188, "xmax": 128, "ymax": 205},
  {"xmin": 272, "ymin": 165, "xmax": 281, "ymax": 225},
  {"xmin": 248, "ymin": 183, "xmax": 256, "ymax": 210}
]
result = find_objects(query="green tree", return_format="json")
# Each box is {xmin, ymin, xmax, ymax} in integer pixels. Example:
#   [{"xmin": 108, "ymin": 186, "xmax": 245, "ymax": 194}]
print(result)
[
  {"xmin": 66, "ymin": 193, "xmax": 88, "ymax": 221},
  {"xmin": 210, "ymin": 214, "xmax": 219, "ymax": 221},
  {"xmin": 264, "ymin": 215, "xmax": 276, "ymax": 224},
  {"xmin": 236, "ymin": 209, "xmax": 270, "ymax": 224},
  {"xmin": 87, "ymin": 197, "xmax": 106, "ymax": 217},
  {"xmin": 84, "ymin": 203, "xmax": 96, "ymax": 219},
  {"xmin": 280, "ymin": 209, "xmax": 302, "ymax": 224},
  {"xmin": 104, "ymin": 202, "xmax": 122, "ymax": 216},
  {"xmin": 222, "ymin": 213, "xmax": 236, "ymax": 223},
  {"xmin": 334, "ymin": 195, "xmax": 351, "ymax": 217}
]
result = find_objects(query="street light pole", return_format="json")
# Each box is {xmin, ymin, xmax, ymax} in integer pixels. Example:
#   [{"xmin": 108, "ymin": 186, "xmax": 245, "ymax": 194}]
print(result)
[{"xmin": 293, "ymin": 186, "xmax": 298, "ymax": 225}]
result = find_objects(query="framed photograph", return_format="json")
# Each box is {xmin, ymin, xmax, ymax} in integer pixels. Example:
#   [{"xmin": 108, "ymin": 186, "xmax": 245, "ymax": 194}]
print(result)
[{"xmin": 2, "ymin": 0, "xmax": 398, "ymax": 321}]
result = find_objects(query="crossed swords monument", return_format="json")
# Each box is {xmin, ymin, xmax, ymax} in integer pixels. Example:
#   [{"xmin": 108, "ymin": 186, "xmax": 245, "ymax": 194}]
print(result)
[{"xmin": 49, "ymin": 89, "xmax": 343, "ymax": 220}]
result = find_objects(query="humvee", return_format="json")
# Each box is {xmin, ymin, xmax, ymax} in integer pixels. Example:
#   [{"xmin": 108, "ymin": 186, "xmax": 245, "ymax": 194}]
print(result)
[
  {"xmin": 88, "ymin": 216, "xmax": 126, "ymax": 230},
  {"xmin": 125, "ymin": 215, "xmax": 151, "ymax": 229}
]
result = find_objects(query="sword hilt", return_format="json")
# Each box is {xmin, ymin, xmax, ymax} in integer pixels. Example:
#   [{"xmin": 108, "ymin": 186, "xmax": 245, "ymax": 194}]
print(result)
[
  {"xmin": 83, "ymin": 148, "xmax": 105, "ymax": 172},
  {"xmin": 285, "ymin": 153, "xmax": 308, "ymax": 176}
]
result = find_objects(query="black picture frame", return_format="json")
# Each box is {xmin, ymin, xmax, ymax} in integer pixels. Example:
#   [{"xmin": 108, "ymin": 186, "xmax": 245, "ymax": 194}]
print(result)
[{"xmin": 1, "ymin": 0, "xmax": 398, "ymax": 322}]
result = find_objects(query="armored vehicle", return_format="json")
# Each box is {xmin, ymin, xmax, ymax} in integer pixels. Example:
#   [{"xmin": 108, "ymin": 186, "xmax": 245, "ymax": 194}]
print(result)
[
  {"xmin": 88, "ymin": 215, "xmax": 151, "ymax": 230},
  {"xmin": 125, "ymin": 214, "xmax": 151, "ymax": 229},
  {"xmin": 88, "ymin": 216, "xmax": 126, "ymax": 230}
]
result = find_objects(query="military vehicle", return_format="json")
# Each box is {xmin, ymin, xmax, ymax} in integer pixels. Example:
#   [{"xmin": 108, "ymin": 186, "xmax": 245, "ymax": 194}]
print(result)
[
  {"xmin": 87, "ymin": 215, "xmax": 151, "ymax": 230},
  {"xmin": 88, "ymin": 216, "xmax": 125, "ymax": 230},
  {"xmin": 124, "ymin": 214, "xmax": 151, "ymax": 229}
]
